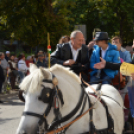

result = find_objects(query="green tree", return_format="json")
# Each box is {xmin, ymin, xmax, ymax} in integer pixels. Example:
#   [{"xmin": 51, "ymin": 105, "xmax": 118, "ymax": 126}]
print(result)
[
  {"xmin": 55, "ymin": 0, "xmax": 134, "ymax": 44},
  {"xmin": 0, "ymin": 0, "xmax": 70, "ymax": 49},
  {"xmin": 0, "ymin": 0, "xmax": 134, "ymax": 47}
]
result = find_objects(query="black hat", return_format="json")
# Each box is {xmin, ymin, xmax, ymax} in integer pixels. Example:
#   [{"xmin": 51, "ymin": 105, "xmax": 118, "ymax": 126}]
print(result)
[{"xmin": 94, "ymin": 32, "xmax": 110, "ymax": 41}]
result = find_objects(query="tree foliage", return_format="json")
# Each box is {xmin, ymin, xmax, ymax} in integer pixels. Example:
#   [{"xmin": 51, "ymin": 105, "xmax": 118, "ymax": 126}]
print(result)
[
  {"xmin": 0, "ymin": 0, "xmax": 70, "ymax": 48},
  {"xmin": 0, "ymin": 0, "xmax": 134, "ymax": 48},
  {"xmin": 54, "ymin": 0, "xmax": 134, "ymax": 44}
]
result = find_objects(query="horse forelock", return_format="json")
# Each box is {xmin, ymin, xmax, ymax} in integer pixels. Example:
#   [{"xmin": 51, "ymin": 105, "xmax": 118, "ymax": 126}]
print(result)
[
  {"xmin": 19, "ymin": 69, "xmax": 44, "ymax": 93},
  {"xmin": 50, "ymin": 64, "xmax": 81, "ymax": 84}
]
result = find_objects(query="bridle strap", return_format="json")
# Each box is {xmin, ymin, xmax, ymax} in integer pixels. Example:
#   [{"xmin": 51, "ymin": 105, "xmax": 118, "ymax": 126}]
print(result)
[
  {"xmin": 43, "ymin": 79, "xmax": 53, "ymax": 83},
  {"xmin": 23, "ymin": 112, "xmax": 42, "ymax": 118},
  {"xmin": 46, "ymin": 88, "xmax": 102, "ymax": 134},
  {"xmin": 48, "ymin": 84, "xmax": 85, "ymax": 131},
  {"xmin": 46, "ymin": 104, "xmax": 95, "ymax": 134},
  {"xmin": 42, "ymin": 74, "xmax": 56, "ymax": 84}
]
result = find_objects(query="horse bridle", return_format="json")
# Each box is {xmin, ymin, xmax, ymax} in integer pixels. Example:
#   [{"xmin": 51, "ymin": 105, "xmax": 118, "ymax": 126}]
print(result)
[{"xmin": 22, "ymin": 73, "xmax": 64, "ymax": 133}]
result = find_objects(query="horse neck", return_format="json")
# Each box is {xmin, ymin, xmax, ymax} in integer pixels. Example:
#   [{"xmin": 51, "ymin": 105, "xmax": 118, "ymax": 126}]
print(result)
[{"xmin": 52, "ymin": 70, "xmax": 82, "ymax": 114}]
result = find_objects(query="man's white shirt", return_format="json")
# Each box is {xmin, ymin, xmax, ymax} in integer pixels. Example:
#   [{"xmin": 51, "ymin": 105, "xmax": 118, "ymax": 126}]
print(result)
[
  {"xmin": 101, "ymin": 46, "xmax": 109, "ymax": 59},
  {"xmin": 69, "ymin": 42, "xmax": 82, "ymax": 61}
]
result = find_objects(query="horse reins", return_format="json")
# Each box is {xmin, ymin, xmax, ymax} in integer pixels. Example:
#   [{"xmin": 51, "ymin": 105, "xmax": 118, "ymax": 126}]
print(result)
[
  {"xmin": 45, "ymin": 74, "xmax": 102, "ymax": 134},
  {"xmin": 46, "ymin": 91, "xmax": 101, "ymax": 134}
]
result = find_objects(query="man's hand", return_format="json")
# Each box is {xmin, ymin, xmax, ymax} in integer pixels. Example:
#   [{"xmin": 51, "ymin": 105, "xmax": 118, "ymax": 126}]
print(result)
[
  {"xmin": 94, "ymin": 57, "xmax": 106, "ymax": 69},
  {"xmin": 63, "ymin": 59, "xmax": 75, "ymax": 66},
  {"xmin": 131, "ymin": 73, "xmax": 134, "ymax": 81}
]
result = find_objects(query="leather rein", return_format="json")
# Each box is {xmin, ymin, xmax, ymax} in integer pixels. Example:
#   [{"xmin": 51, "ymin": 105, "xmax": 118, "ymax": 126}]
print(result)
[{"xmin": 22, "ymin": 73, "xmax": 101, "ymax": 134}]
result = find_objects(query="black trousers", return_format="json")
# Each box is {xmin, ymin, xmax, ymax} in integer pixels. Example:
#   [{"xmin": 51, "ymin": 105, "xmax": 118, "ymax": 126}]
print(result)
[{"xmin": 0, "ymin": 80, "xmax": 3, "ymax": 93}]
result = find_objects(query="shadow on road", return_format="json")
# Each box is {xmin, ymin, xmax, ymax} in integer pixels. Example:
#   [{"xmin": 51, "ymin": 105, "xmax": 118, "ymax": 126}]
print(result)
[
  {"xmin": 0, "ymin": 92, "xmax": 24, "ymax": 106},
  {"xmin": 0, "ymin": 117, "xmax": 20, "ymax": 125},
  {"xmin": 0, "ymin": 101, "xmax": 24, "ymax": 106}
]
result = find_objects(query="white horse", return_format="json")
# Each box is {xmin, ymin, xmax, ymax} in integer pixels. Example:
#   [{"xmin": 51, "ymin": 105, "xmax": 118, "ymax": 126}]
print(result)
[{"xmin": 16, "ymin": 64, "xmax": 124, "ymax": 134}]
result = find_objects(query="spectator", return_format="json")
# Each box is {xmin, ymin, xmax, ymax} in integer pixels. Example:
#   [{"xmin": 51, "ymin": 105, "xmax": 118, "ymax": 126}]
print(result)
[
  {"xmin": 58, "ymin": 35, "xmax": 70, "ymax": 44},
  {"xmin": 18, "ymin": 55, "xmax": 28, "ymax": 82},
  {"xmin": 0, "ymin": 52, "xmax": 8, "ymax": 91},
  {"xmin": 38, "ymin": 50, "xmax": 44, "ymax": 56},
  {"xmin": 26, "ymin": 56, "xmax": 34, "ymax": 74},
  {"xmin": 8, "ymin": 55, "xmax": 18, "ymax": 89},
  {"xmin": 5, "ymin": 51, "xmax": 10, "ymax": 61},
  {"xmin": 90, "ymin": 32, "xmax": 121, "ymax": 84},
  {"xmin": 31, "ymin": 54, "xmax": 35, "ymax": 63},
  {"xmin": 26, "ymin": 56, "xmax": 34, "ymax": 67},
  {"xmin": 36, "ymin": 54, "xmax": 47, "ymax": 68},
  {"xmin": 131, "ymin": 39, "xmax": 134, "ymax": 61},
  {"xmin": 112, "ymin": 36, "xmax": 132, "ymax": 63},
  {"xmin": 14, "ymin": 54, "xmax": 18, "ymax": 63},
  {"xmin": 0, "ymin": 59, "xmax": 5, "ymax": 103},
  {"xmin": 33, "ymin": 54, "xmax": 38, "ymax": 63}
]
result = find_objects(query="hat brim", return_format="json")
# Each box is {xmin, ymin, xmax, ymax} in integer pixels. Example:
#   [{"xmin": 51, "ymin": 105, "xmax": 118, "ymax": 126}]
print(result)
[{"xmin": 94, "ymin": 38, "xmax": 110, "ymax": 41}]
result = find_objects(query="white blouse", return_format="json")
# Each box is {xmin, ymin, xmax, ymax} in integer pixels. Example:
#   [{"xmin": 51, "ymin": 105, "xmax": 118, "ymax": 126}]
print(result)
[{"xmin": 18, "ymin": 59, "xmax": 28, "ymax": 73}]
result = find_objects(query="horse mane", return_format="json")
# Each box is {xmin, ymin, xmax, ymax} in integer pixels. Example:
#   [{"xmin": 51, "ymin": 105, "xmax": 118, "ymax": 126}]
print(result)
[
  {"xmin": 50, "ymin": 64, "xmax": 81, "ymax": 84},
  {"xmin": 19, "ymin": 69, "xmax": 44, "ymax": 93},
  {"xmin": 19, "ymin": 64, "xmax": 81, "ymax": 93}
]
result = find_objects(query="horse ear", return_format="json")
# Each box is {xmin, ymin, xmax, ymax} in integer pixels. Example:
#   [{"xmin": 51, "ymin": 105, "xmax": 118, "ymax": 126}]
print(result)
[
  {"xmin": 29, "ymin": 63, "xmax": 38, "ymax": 73},
  {"xmin": 40, "ymin": 67, "xmax": 50, "ymax": 79}
]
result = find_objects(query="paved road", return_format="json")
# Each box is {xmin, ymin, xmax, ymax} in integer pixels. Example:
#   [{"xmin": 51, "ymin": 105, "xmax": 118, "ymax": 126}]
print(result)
[{"xmin": 0, "ymin": 91, "xmax": 24, "ymax": 134}]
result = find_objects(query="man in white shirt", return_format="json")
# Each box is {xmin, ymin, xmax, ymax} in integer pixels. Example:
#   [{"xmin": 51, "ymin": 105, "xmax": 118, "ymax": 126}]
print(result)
[
  {"xmin": 18, "ymin": 55, "xmax": 28, "ymax": 82},
  {"xmin": 51, "ymin": 30, "xmax": 90, "ymax": 75}
]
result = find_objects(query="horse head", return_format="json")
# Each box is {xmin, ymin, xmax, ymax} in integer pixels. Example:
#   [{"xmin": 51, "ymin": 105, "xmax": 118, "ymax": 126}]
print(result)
[
  {"xmin": 16, "ymin": 64, "xmax": 58, "ymax": 134},
  {"xmin": 16, "ymin": 64, "xmax": 84, "ymax": 134}
]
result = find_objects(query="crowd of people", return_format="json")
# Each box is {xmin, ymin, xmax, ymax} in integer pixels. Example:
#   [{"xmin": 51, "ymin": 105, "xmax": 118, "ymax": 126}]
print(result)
[
  {"xmin": 51, "ymin": 30, "xmax": 134, "ymax": 123},
  {"xmin": 0, "ymin": 31, "xmax": 133, "ymax": 94},
  {"xmin": 51, "ymin": 31, "xmax": 133, "ymax": 83},
  {"xmin": 0, "ymin": 30, "xmax": 133, "ymax": 126},
  {"xmin": 0, "ymin": 51, "xmax": 48, "ymax": 103}
]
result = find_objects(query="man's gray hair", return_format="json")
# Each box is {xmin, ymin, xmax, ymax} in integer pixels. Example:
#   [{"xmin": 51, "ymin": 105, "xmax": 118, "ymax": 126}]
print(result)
[{"xmin": 70, "ymin": 30, "xmax": 83, "ymax": 38}]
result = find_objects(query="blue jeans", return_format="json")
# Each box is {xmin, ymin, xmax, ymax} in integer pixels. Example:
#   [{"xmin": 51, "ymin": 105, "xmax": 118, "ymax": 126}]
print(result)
[
  {"xmin": 18, "ymin": 71, "xmax": 25, "ymax": 83},
  {"xmin": 128, "ymin": 86, "xmax": 134, "ymax": 118},
  {"xmin": 90, "ymin": 72, "xmax": 112, "ymax": 84}
]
